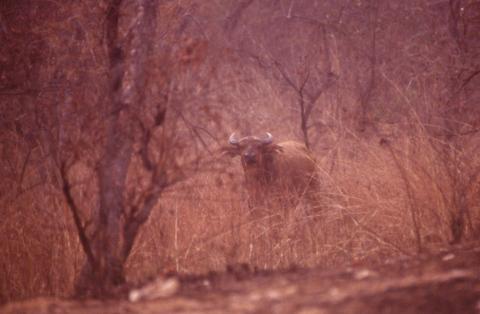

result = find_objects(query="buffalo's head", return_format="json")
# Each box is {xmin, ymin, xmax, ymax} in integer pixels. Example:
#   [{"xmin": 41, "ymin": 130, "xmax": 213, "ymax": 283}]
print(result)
[{"xmin": 222, "ymin": 132, "xmax": 282, "ymax": 170}]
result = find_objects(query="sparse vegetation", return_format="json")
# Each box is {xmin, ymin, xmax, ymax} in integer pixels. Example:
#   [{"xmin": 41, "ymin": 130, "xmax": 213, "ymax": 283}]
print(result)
[{"xmin": 1, "ymin": 0, "xmax": 479, "ymax": 304}]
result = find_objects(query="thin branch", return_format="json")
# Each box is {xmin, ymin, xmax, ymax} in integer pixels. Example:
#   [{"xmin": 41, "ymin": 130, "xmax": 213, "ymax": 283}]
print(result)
[
  {"xmin": 60, "ymin": 161, "xmax": 96, "ymax": 269},
  {"xmin": 273, "ymin": 59, "xmax": 299, "ymax": 91},
  {"xmin": 16, "ymin": 147, "xmax": 32, "ymax": 194}
]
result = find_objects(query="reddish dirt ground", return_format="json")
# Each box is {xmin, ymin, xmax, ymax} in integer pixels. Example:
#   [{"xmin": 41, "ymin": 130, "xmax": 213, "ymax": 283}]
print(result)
[{"xmin": 3, "ymin": 244, "xmax": 480, "ymax": 314}]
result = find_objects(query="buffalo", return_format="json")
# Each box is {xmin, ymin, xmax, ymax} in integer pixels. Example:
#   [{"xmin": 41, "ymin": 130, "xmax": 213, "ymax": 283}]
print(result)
[{"xmin": 222, "ymin": 132, "xmax": 319, "ymax": 210}]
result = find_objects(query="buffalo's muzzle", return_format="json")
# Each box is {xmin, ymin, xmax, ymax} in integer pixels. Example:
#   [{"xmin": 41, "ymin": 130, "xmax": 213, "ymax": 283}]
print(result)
[{"xmin": 243, "ymin": 153, "xmax": 257, "ymax": 165}]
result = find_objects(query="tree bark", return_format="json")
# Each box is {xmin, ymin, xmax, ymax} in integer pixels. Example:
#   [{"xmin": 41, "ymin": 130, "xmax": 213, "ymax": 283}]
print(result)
[{"xmin": 74, "ymin": 0, "xmax": 159, "ymax": 297}]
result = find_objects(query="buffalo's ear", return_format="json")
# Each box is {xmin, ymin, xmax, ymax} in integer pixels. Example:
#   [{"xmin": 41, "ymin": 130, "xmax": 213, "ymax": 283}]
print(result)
[{"xmin": 220, "ymin": 146, "xmax": 240, "ymax": 157}]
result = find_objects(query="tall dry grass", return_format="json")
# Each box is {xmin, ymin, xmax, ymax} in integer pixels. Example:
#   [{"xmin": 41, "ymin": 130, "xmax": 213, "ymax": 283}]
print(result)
[
  {"xmin": 1, "ymin": 110, "xmax": 479, "ymax": 303},
  {"xmin": 1, "ymin": 0, "xmax": 479, "ymax": 304},
  {"xmin": 124, "ymin": 116, "xmax": 480, "ymax": 281}
]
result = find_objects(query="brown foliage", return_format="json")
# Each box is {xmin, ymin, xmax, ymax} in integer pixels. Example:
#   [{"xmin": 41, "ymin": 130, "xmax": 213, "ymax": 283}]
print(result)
[{"xmin": 0, "ymin": 0, "xmax": 479, "ymax": 303}]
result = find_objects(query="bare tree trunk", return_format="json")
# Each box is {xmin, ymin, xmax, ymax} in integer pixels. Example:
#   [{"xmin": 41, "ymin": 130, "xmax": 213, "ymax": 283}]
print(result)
[{"xmin": 73, "ymin": 0, "xmax": 159, "ymax": 297}]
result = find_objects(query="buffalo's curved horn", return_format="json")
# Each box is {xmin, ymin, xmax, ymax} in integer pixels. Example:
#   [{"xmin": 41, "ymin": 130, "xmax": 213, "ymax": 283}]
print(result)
[
  {"xmin": 261, "ymin": 132, "xmax": 273, "ymax": 145},
  {"xmin": 228, "ymin": 132, "xmax": 240, "ymax": 145}
]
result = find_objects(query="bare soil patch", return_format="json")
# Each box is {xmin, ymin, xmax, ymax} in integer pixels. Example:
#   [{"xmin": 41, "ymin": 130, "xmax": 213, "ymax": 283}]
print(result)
[{"xmin": 3, "ymin": 244, "xmax": 480, "ymax": 314}]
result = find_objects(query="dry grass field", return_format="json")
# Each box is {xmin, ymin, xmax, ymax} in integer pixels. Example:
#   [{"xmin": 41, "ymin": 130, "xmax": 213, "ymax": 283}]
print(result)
[
  {"xmin": 1, "ymin": 0, "xmax": 479, "ymax": 310},
  {"xmin": 2, "ymin": 117, "xmax": 479, "ymax": 303}
]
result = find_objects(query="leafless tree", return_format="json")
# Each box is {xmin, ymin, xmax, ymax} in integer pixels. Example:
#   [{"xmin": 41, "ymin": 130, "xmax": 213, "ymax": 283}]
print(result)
[{"xmin": 59, "ymin": 0, "xmax": 171, "ymax": 297}]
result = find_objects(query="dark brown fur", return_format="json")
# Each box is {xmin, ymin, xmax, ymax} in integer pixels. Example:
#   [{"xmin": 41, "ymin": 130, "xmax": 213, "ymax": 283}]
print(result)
[{"xmin": 223, "ymin": 134, "xmax": 319, "ymax": 208}]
